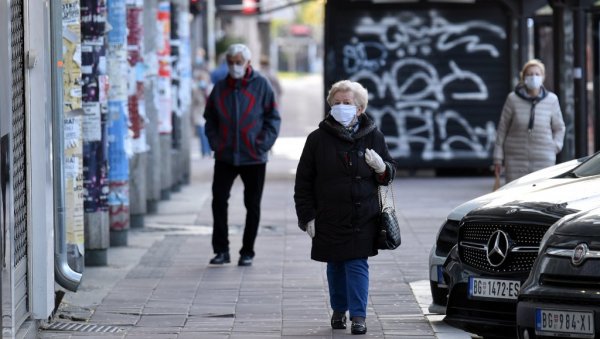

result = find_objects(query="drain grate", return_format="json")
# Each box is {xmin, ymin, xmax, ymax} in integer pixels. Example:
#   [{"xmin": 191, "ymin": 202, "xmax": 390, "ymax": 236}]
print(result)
[{"xmin": 43, "ymin": 322, "xmax": 123, "ymax": 333}]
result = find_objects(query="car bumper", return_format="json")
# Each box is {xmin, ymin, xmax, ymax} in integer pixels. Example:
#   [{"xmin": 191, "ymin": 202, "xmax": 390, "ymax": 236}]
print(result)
[
  {"xmin": 428, "ymin": 245, "xmax": 448, "ymax": 314},
  {"xmin": 444, "ymin": 282, "xmax": 517, "ymax": 337},
  {"xmin": 517, "ymin": 299, "xmax": 600, "ymax": 339},
  {"xmin": 443, "ymin": 253, "xmax": 523, "ymax": 338}
]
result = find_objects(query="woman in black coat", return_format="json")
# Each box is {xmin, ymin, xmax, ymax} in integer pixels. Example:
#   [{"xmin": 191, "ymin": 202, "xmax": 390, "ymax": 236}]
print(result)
[{"xmin": 294, "ymin": 80, "xmax": 396, "ymax": 335}]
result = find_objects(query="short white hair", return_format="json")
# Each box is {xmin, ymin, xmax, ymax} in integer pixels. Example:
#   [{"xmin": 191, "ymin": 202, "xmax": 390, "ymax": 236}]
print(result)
[
  {"xmin": 226, "ymin": 44, "xmax": 252, "ymax": 61},
  {"xmin": 326, "ymin": 80, "xmax": 369, "ymax": 112}
]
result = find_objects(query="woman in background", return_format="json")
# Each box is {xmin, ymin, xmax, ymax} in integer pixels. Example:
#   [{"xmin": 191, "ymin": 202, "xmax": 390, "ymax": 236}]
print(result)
[{"xmin": 493, "ymin": 59, "xmax": 565, "ymax": 183}]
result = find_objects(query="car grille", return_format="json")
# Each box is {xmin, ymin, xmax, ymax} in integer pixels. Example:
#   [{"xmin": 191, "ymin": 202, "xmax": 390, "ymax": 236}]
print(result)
[
  {"xmin": 540, "ymin": 274, "xmax": 600, "ymax": 290},
  {"xmin": 459, "ymin": 222, "xmax": 550, "ymax": 273}
]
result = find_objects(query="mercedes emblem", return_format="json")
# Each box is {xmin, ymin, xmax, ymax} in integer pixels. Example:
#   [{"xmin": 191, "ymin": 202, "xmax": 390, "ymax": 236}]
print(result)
[{"xmin": 486, "ymin": 230, "xmax": 511, "ymax": 267}]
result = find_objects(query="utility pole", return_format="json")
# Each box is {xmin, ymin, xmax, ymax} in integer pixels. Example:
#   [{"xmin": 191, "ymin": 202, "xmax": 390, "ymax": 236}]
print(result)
[
  {"xmin": 106, "ymin": 0, "xmax": 131, "ymax": 246},
  {"xmin": 127, "ymin": 0, "xmax": 148, "ymax": 229},
  {"xmin": 81, "ymin": 0, "xmax": 110, "ymax": 266}
]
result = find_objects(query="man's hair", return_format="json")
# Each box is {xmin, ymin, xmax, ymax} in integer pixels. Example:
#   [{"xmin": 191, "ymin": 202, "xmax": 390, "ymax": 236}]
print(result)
[{"xmin": 226, "ymin": 44, "xmax": 252, "ymax": 61}]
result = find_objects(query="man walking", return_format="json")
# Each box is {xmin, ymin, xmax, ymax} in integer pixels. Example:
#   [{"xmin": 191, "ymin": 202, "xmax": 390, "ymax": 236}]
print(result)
[{"xmin": 204, "ymin": 44, "xmax": 281, "ymax": 266}]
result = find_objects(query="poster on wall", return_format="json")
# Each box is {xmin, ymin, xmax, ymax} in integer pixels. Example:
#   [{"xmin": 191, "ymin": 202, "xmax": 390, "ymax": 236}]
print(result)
[
  {"xmin": 62, "ymin": 0, "xmax": 85, "ymax": 260},
  {"xmin": 156, "ymin": 76, "xmax": 172, "ymax": 134},
  {"xmin": 64, "ymin": 115, "xmax": 85, "ymax": 247},
  {"xmin": 177, "ymin": 10, "xmax": 192, "ymax": 115},
  {"xmin": 157, "ymin": 1, "xmax": 172, "ymax": 134},
  {"xmin": 107, "ymin": 101, "xmax": 129, "ymax": 181},
  {"xmin": 81, "ymin": 0, "xmax": 109, "ymax": 214},
  {"xmin": 324, "ymin": 3, "xmax": 510, "ymax": 169},
  {"xmin": 127, "ymin": 2, "xmax": 146, "ymax": 146}
]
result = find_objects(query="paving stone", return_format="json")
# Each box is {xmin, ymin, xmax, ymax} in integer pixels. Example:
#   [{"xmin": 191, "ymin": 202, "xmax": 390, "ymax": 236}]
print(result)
[{"xmin": 42, "ymin": 140, "xmax": 493, "ymax": 339}]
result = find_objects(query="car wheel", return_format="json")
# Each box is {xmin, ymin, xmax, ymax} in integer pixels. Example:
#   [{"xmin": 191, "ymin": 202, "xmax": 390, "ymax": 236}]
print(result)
[{"xmin": 516, "ymin": 326, "xmax": 534, "ymax": 339}]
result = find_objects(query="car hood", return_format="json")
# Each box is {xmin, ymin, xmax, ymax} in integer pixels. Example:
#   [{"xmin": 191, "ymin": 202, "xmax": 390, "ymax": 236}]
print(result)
[
  {"xmin": 476, "ymin": 175, "xmax": 600, "ymax": 213},
  {"xmin": 446, "ymin": 159, "xmax": 582, "ymax": 221},
  {"xmin": 465, "ymin": 200, "xmax": 579, "ymax": 225},
  {"xmin": 502, "ymin": 158, "xmax": 583, "ymax": 188},
  {"xmin": 553, "ymin": 207, "xmax": 600, "ymax": 237}
]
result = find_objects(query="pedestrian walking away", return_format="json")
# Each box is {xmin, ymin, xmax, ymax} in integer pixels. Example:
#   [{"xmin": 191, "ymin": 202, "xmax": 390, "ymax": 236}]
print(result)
[
  {"xmin": 493, "ymin": 58, "xmax": 565, "ymax": 184},
  {"xmin": 204, "ymin": 43, "xmax": 281, "ymax": 267},
  {"xmin": 192, "ymin": 54, "xmax": 212, "ymax": 157},
  {"xmin": 293, "ymin": 80, "xmax": 396, "ymax": 335},
  {"xmin": 259, "ymin": 55, "xmax": 283, "ymax": 105}
]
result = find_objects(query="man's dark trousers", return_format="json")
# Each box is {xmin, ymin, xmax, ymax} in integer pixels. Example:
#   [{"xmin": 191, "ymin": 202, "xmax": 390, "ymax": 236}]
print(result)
[{"xmin": 211, "ymin": 160, "xmax": 266, "ymax": 258}]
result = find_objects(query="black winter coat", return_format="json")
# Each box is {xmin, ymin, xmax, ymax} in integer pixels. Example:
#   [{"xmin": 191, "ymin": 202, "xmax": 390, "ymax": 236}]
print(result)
[{"xmin": 294, "ymin": 114, "xmax": 396, "ymax": 262}]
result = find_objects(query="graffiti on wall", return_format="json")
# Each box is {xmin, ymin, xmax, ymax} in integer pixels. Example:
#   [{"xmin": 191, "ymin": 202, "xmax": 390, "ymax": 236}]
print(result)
[{"xmin": 339, "ymin": 11, "xmax": 507, "ymax": 162}]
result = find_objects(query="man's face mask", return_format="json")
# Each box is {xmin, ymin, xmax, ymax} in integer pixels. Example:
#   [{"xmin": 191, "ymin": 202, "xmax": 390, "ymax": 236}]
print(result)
[{"xmin": 228, "ymin": 63, "xmax": 247, "ymax": 79}]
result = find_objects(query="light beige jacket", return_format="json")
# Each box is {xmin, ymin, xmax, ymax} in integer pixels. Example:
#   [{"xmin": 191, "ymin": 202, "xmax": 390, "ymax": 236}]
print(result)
[{"xmin": 493, "ymin": 89, "xmax": 565, "ymax": 182}]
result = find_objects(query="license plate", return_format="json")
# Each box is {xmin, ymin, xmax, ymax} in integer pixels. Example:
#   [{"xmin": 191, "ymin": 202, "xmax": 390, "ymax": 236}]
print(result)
[
  {"xmin": 536, "ymin": 308, "xmax": 594, "ymax": 338},
  {"xmin": 468, "ymin": 277, "xmax": 520, "ymax": 300}
]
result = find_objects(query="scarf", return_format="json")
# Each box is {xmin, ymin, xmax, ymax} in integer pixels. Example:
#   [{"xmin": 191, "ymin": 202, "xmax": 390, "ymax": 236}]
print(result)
[{"xmin": 514, "ymin": 84, "xmax": 548, "ymax": 133}]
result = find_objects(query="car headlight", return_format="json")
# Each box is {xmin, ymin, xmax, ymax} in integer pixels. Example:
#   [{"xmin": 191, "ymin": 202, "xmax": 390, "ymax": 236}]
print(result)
[{"xmin": 538, "ymin": 216, "xmax": 570, "ymax": 254}]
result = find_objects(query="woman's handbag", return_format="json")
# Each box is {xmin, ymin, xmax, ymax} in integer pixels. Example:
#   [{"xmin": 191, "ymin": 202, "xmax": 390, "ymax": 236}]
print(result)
[{"xmin": 376, "ymin": 184, "xmax": 401, "ymax": 250}]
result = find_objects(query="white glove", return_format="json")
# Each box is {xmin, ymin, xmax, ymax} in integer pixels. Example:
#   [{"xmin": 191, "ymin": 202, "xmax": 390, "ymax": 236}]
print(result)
[
  {"xmin": 365, "ymin": 148, "xmax": 386, "ymax": 174},
  {"xmin": 306, "ymin": 219, "xmax": 315, "ymax": 238}
]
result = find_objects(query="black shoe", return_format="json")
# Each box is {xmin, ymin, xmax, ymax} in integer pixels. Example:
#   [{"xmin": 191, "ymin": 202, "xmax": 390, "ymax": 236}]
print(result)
[
  {"xmin": 351, "ymin": 317, "xmax": 367, "ymax": 335},
  {"xmin": 330, "ymin": 311, "xmax": 347, "ymax": 329},
  {"xmin": 209, "ymin": 252, "xmax": 230, "ymax": 265},
  {"xmin": 238, "ymin": 255, "xmax": 253, "ymax": 266}
]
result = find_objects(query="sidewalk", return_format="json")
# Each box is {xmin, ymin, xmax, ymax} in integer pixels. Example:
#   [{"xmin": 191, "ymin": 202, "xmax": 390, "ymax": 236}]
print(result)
[{"xmin": 39, "ymin": 141, "xmax": 491, "ymax": 338}]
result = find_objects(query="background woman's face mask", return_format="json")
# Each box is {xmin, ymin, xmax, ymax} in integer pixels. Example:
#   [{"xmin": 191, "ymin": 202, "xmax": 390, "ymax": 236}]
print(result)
[
  {"xmin": 330, "ymin": 104, "xmax": 357, "ymax": 127},
  {"xmin": 524, "ymin": 75, "xmax": 543, "ymax": 90}
]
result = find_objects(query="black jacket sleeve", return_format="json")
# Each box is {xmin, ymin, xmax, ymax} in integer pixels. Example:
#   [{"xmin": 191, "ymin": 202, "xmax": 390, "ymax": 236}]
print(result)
[
  {"xmin": 294, "ymin": 133, "xmax": 317, "ymax": 230},
  {"xmin": 372, "ymin": 130, "xmax": 396, "ymax": 185}
]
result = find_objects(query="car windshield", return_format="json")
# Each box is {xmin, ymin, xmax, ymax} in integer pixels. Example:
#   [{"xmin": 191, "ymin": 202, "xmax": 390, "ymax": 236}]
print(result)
[{"xmin": 568, "ymin": 151, "xmax": 600, "ymax": 177}]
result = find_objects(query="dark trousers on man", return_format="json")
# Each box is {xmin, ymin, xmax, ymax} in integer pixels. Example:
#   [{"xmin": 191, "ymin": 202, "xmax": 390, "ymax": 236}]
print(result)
[{"xmin": 211, "ymin": 160, "xmax": 266, "ymax": 258}]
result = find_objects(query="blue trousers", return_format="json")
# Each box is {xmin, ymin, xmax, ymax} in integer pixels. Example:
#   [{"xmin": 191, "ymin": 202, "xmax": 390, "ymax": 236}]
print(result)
[
  {"xmin": 326, "ymin": 258, "xmax": 369, "ymax": 319},
  {"xmin": 195, "ymin": 124, "xmax": 211, "ymax": 156}
]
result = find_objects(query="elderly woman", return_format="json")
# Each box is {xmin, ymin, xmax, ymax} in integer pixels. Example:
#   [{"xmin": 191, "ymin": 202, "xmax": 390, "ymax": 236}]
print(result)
[
  {"xmin": 494, "ymin": 59, "xmax": 565, "ymax": 183},
  {"xmin": 294, "ymin": 80, "xmax": 396, "ymax": 335}
]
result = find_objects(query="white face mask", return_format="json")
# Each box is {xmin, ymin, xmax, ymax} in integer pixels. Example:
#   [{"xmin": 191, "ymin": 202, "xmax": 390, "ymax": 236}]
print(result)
[
  {"xmin": 330, "ymin": 104, "xmax": 357, "ymax": 127},
  {"xmin": 524, "ymin": 75, "xmax": 543, "ymax": 90},
  {"xmin": 228, "ymin": 63, "xmax": 246, "ymax": 79}
]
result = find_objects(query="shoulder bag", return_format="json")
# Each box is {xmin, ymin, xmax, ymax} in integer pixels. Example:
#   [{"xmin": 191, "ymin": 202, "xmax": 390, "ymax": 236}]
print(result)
[{"xmin": 376, "ymin": 184, "xmax": 401, "ymax": 250}]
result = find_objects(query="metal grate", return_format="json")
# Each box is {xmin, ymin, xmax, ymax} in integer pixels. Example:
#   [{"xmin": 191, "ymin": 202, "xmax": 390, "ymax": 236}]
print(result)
[
  {"xmin": 461, "ymin": 246, "xmax": 538, "ymax": 273},
  {"xmin": 10, "ymin": 0, "xmax": 27, "ymax": 267},
  {"xmin": 459, "ymin": 222, "xmax": 551, "ymax": 273},
  {"xmin": 43, "ymin": 322, "xmax": 123, "ymax": 333},
  {"xmin": 10, "ymin": 0, "xmax": 29, "ymax": 329},
  {"xmin": 461, "ymin": 223, "xmax": 548, "ymax": 246},
  {"xmin": 540, "ymin": 273, "xmax": 600, "ymax": 291}
]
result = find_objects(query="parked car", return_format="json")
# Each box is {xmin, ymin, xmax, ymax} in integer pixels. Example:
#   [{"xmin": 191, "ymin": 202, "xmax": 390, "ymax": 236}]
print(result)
[
  {"xmin": 441, "ymin": 155, "xmax": 600, "ymax": 338},
  {"xmin": 516, "ymin": 207, "xmax": 600, "ymax": 339},
  {"xmin": 428, "ymin": 157, "xmax": 585, "ymax": 314}
]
